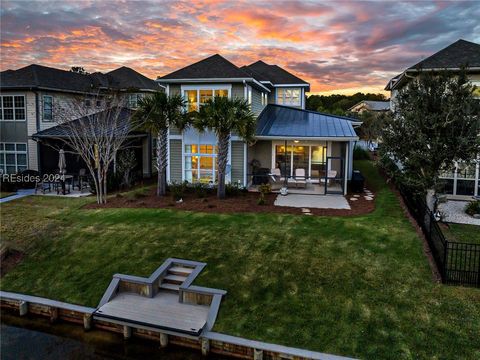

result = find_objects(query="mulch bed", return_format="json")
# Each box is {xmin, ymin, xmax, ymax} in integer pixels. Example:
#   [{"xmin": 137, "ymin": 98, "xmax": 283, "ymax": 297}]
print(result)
[
  {"xmin": 85, "ymin": 187, "xmax": 375, "ymax": 217},
  {"xmin": 1, "ymin": 250, "xmax": 24, "ymax": 278}
]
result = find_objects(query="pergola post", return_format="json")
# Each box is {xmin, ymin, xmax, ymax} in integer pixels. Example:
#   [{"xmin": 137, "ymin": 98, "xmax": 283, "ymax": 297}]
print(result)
[{"xmin": 344, "ymin": 142, "xmax": 349, "ymax": 195}]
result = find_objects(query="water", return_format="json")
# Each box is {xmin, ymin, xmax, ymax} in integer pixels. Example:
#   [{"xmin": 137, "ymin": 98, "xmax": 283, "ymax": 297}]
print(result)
[{"xmin": 1, "ymin": 312, "xmax": 227, "ymax": 359}]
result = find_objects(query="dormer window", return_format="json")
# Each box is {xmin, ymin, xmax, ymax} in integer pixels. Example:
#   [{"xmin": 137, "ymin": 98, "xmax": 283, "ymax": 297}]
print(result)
[{"xmin": 277, "ymin": 88, "xmax": 301, "ymax": 106}]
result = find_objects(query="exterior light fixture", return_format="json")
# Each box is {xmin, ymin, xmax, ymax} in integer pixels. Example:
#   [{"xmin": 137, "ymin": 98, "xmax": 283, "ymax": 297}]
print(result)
[{"xmin": 294, "ymin": 140, "xmax": 299, "ymax": 143}]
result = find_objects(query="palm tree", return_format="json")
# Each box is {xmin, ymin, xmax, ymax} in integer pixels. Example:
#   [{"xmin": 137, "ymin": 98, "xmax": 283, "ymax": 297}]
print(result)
[
  {"xmin": 195, "ymin": 96, "xmax": 256, "ymax": 199},
  {"xmin": 134, "ymin": 92, "xmax": 189, "ymax": 196}
]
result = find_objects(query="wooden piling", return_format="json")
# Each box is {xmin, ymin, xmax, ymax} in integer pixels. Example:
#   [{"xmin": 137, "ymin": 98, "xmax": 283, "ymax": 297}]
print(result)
[
  {"xmin": 19, "ymin": 301, "xmax": 28, "ymax": 316},
  {"xmin": 159, "ymin": 333, "xmax": 168, "ymax": 348}
]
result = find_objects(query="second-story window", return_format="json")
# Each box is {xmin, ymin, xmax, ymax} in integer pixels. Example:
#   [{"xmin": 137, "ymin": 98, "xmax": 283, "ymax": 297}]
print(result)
[
  {"xmin": 277, "ymin": 88, "xmax": 301, "ymax": 106},
  {"xmin": 0, "ymin": 95, "xmax": 26, "ymax": 121},
  {"xmin": 43, "ymin": 95, "xmax": 53, "ymax": 121},
  {"xmin": 128, "ymin": 93, "xmax": 143, "ymax": 109},
  {"xmin": 183, "ymin": 88, "xmax": 229, "ymax": 112}
]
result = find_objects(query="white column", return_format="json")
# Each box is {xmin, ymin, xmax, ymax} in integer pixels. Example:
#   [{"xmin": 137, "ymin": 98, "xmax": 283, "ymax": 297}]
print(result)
[{"xmin": 343, "ymin": 142, "xmax": 349, "ymax": 195}]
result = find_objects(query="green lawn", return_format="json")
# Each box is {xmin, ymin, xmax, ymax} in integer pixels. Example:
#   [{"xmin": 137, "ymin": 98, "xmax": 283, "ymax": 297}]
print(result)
[
  {"xmin": 442, "ymin": 223, "xmax": 480, "ymax": 245},
  {"xmin": 0, "ymin": 191, "xmax": 15, "ymax": 199},
  {"xmin": 1, "ymin": 161, "xmax": 479, "ymax": 360}
]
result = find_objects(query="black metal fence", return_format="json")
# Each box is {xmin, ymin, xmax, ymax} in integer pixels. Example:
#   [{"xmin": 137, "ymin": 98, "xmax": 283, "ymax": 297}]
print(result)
[{"xmin": 397, "ymin": 184, "xmax": 480, "ymax": 287}]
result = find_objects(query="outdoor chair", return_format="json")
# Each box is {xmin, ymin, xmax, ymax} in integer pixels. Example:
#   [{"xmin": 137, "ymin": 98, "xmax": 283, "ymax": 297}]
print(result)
[
  {"xmin": 76, "ymin": 168, "xmax": 90, "ymax": 193},
  {"xmin": 295, "ymin": 168, "xmax": 307, "ymax": 188},
  {"xmin": 34, "ymin": 174, "xmax": 51, "ymax": 194}
]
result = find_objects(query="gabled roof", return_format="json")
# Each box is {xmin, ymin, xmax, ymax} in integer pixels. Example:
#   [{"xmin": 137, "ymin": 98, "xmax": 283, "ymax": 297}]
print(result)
[
  {"xmin": 0, "ymin": 64, "xmax": 159, "ymax": 93},
  {"xmin": 386, "ymin": 39, "xmax": 480, "ymax": 90},
  {"xmin": 256, "ymin": 104, "xmax": 358, "ymax": 139},
  {"xmin": 106, "ymin": 66, "xmax": 160, "ymax": 91},
  {"xmin": 0, "ymin": 64, "xmax": 95, "ymax": 93},
  {"xmin": 245, "ymin": 60, "xmax": 310, "ymax": 89},
  {"xmin": 349, "ymin": 100, "xmax": 390, "ymax": 111},
  {"xmin": 409, "ymin": 39, "xmax": 480, "ymax": 70},
  {"xmin": 160, "ymin": 54, "xmax": 250, "ymax": 80}
]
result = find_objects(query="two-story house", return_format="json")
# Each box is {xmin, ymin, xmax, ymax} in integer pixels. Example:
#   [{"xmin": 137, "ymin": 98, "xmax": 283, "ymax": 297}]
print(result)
[
  {"xmin": 158, "ymin": 54, "xmax": 360, "ymax": 195},
  {"xmin": 385, "ymin": 39, "xmax": 480, "ymax": 199},
  {"xmin": 0, "ymin": 64, "xmax": 161, "ymax": 178}
]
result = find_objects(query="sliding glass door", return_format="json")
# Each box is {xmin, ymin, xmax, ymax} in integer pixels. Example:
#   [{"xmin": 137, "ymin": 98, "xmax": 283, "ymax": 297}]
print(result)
[{"xmin": 274, "ymin": 142, "xmax": 327, "ymax": 179}]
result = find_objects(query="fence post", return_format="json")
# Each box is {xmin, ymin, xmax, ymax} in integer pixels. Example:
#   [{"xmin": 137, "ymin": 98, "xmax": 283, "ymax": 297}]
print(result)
[{"xmin": 443, "ymin": 240, "xmax": 448, "ymax": 283}]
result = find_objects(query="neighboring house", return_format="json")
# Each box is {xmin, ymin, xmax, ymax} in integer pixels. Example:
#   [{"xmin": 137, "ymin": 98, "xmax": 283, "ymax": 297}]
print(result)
[
  {"xmin": 349, "ymin": 100, "xmax": 390, "ymax": 113},
  {"xmin": 385, "ymin": 39, "xmax": 480, "ymax": 198},
  {"xmin": 0, "ymin": 64, "xmax": 161, "ymax": 177},
  {"xmin": 158, "ymin": 54, "xmax": 360, "ymax": 195}
]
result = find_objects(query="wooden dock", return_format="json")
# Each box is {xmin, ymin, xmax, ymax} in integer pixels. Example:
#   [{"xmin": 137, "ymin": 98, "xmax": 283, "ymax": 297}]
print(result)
[
  {"xmin": 95, "ymin": 291, "xmax": 209, "ymax": 336},
  {"xmin": 92, "ymin": 258, "xmax": 226, "ymax": 339}
]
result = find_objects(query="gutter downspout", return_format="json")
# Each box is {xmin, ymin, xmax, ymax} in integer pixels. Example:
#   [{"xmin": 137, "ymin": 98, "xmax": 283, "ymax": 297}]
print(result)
[{"xmin": 34, "ymin": 90, "xmax": 41, "ymax": 173}]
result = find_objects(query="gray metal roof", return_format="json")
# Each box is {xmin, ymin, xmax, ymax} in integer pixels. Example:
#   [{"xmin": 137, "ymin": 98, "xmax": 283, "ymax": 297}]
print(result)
[{"xmin": 256, "ymin": 105, "xmax": 358, "ymax": 139}]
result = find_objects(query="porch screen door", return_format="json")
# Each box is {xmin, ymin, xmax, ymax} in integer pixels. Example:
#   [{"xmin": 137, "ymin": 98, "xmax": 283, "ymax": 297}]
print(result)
[{"xmin": 325, "ymin": 156, "xmax": 344, "ymax": 194}]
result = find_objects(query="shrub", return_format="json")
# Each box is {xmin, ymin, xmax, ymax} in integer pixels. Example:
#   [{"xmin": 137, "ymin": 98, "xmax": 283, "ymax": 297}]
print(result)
[
  {"xmin": 169, "ymin": 181, "xmax": 188, "ymax": 201},
  {"xmin": 465, "ymin": 200, "xmax": 480, "ymax": 216},
  {"xmin": 257, "ymin": 183, "xmax": 271, "ymax": 205},
  {"xmin": 353, "ymin": 146, "xmax": 370, "ymax": 160},
  {"xmin": 191, "ymin": 182, "xmax": 210, "ymax": 198},
  {"xmin": 226, "ymin": 182, "xmax": 246, "ymax": 197}
]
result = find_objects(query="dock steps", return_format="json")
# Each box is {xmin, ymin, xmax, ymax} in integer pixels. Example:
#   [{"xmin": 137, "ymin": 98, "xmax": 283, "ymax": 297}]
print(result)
[
  {"xmin": 160, "ymin": 283, "xmax": 180, "ymax": 291},
  {"xmin": 164, "ymin": 274, "xmax": 187, "ymax": 284},
  {"xmin": 169, "ymin": 266, "xmax": 194, "ymax": 276}
]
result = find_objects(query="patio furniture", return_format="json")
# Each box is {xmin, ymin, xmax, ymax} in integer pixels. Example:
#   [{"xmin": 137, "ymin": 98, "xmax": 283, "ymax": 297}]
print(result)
[
  {"xmin": 55, "ymin": 175, "xmax": 72, "ymax": 195},
  {"xmin": 76, "ymin": 168, "xmax": 90, "ymax": 193},
  {"xmin": 295, "ymin": 168, "xmax": 306, "ymax": 188},
  {"xmin": 34, "ymin": 175, "xmax": 51, "ymax": 194}
]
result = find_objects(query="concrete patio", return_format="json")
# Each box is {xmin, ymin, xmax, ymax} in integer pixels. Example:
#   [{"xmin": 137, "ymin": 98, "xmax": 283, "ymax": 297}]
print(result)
[{"xmin": 274, "ymin": 194, "xmax": 350, "ymax": 209}]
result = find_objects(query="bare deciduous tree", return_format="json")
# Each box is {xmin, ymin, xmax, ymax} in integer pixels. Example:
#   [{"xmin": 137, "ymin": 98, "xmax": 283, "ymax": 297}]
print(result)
[{"xmin": 51, "ymin": 93, "xmax": 137, "ymax": 204}]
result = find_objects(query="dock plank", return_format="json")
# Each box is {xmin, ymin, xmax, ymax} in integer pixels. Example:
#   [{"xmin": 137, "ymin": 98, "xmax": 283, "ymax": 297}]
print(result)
[{"xmin": 95, "ymin": 292, "xmax": 208, "ymax": 334}]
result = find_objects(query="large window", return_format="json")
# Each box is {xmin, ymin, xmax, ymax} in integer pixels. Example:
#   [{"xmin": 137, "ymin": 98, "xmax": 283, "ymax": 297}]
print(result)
[
  {"xmin": 43, "ymin": 95, "xmax": 53, "ymax": 121},
  {"xmin": 183, "ymin": 88, "xmax": 229, "ymax": 112},
  {"xmin": 184, "ymin": 144, "xmax": 218, "ymax": 183},
  {"xmin": 0, "ymin": 143, "xmax": 27, "ymax": 174},
  {"xmin": 128, "ymin": 93, "xmax": 143, "ymax": 109},
  {"xmin": 0, "ymin": 95, "xmax": 26, "ymax": 121},
  {"xmin": 276, "ymin": 88, "xmax": 301, "ymax": 106}
]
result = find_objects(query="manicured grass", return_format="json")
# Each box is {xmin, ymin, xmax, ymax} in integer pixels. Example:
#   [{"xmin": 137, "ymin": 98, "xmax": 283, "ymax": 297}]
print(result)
[
  {"xmin": 1, "ymin": 161, "xmax": 479, "ymax": 360},
  {"xmin": 0, "ymin": 192, "xmax": 15, "ymax": 199},
  {"xmin": 442, "ymin": 223, "xmax": 480, "ymax": 245}
]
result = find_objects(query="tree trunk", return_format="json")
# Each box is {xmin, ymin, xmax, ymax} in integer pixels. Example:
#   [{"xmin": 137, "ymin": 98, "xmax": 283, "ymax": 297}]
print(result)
[
  {"xmin": 217, "ymin": 133, "xmax": 230, "ymax": 199},
  {"xmin": 156, "ymin": 129, "xmax": 169, "ymax": 196},
  {"xmin": 426, "ymin": 188, "xmax": 437, "ymax": 213}
]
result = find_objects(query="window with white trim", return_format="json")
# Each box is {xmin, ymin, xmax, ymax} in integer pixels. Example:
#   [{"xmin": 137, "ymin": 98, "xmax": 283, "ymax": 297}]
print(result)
[
  {"xmin": 43, "ymin": 95, "xmax": 53, "ymax": 121},
  {"xmin": 128, "ymin": 93, "xmax": 144, "ymax": 109},
  {"xmin": 0, "ymin": 95, "xmax": 26, "ymax": 121},
  {"xmin": 276, "ymin": 88, "xmax": 301, "ymax": 106},
  {"xmin": 184, "ymin": 144, "xmax": 218, "ymax": 183},
  {"xmin": 183, "ymin": 88, "xmax": 229, "ymax": 112},
  {"xmin": 0, "ymin": 143, "xmax": 28, "ymax": 174}
]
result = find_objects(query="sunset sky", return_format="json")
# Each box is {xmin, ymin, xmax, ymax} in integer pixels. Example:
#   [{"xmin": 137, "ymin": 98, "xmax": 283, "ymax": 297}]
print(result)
[{"xmin": 1, "ymin": 1, "xmax": 479, "ymax": 95}]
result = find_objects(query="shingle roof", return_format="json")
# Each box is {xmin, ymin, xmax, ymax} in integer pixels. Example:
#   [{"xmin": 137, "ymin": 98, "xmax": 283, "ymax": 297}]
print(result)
[
  {"xmin": 31, "ymin": 107, "xmax": 146, "ymax": 139},
  {"xmin": 246, "ymin": 60, "xmax": 309, "ymax": 86},
  {"xmin": 409, "ymin": 39, "xmax": 480, "ymax": 70},
  {"xmin": 160, "ymin": 54, "xmax": 250, "ymax": 80},
  {"xmin": 256, "ymin": 105, "xmax": 358, "ymax": 139},
  {"xmin": 106, "ymin": 66, "xmax": 160, "ymax": 90},
  {"xmin": 0, "ymin": 64, "xmax": 159, "ymax": 93}
]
